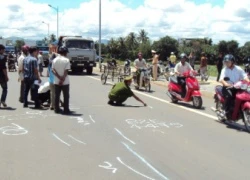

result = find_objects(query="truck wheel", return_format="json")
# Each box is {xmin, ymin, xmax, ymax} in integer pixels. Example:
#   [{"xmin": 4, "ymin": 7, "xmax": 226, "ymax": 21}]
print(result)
[{"xmin": 87, "ymin": 67, "xmax": 93, "ymax": 75}]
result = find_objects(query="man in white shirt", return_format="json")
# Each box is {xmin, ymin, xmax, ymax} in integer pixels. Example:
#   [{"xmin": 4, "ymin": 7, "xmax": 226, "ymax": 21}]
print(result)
[
  {"xmin": 219, "ymin": 54, "xmax": 249, "ymax": 119},
  {"xmin": 174, "ymin": 53, "xmax": 193, "ymax": 97},
  {"xmin": 52, "ymin": 46, "xmax": 71, "ymax": 114},
  {"xmin": 17, "ymin": 45, "xmax": 29, "ymax": 103},
  {"xmin": 134, "ymin": 52, "xmax": 147, "ymax": 87}
]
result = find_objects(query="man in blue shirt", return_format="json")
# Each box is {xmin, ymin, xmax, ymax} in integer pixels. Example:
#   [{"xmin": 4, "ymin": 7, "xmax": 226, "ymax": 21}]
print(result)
[{"xmin": 23, "ymin": 46, "xmax": 41, "ymax": 108}]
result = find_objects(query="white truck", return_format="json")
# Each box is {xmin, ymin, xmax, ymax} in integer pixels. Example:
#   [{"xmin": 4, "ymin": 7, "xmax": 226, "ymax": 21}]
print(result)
[{"xmin": 50, "ymin": 36, "xmax": 96, "ymax": 74}]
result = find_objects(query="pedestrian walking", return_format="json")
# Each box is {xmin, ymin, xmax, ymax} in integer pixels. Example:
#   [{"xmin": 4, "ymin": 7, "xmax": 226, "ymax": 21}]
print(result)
[
  {"xmin": 199, "ymin": 52, "xmax": 208, "ymax": 81},
  {"xmin": 17, "ymin": 45, "xmax": 29, "ymax": 103},
  {"xmin": 52, "ymin": 46, "xmax": 71, "ymax": 114},
  {"xmin": 0, "ymin": 44, "xmax": 9, "ymax": 108},
  {"xmin": 216, "ymin": 52, "xmax": 223, "ymax": 82},
  {"xmin": 188, "ymin": 51, "xmax": 195, "ymax": 69},
  {"xmin": 23, "ymin": 46, "xmax": 41, "ymax": 108},
  {"xmin": 169, "ymin": 52, "xmax": 176, "ymax": 68}
]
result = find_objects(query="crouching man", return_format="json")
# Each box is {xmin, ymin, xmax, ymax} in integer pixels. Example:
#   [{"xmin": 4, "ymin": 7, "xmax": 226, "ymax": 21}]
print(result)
[{"xmin": 108, "ymin": 76, "xmax": 147, "ymax": 106}]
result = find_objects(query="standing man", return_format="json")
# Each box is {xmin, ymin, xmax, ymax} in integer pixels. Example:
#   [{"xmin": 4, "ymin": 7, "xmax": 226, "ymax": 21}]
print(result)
[
  {"xmin": 188, "ymin": 51, "xmax": 195, "ymax": 69},
  {"xmin": 0, "ymin": 45, "xmax": 9, "ymax": 107},
  {"xmin": 216, "ymin": 52, "xmax": 223, "ymax": 82},
  {"xmin": 23, "ymin": 46, "xmax": 41, "ymax": 108},
  {"xmin": 52, "ymin": 46, "xmax": 71, "ymax": 114},
  {"xmin": 38, "ymin": 51, "xmax": 44, "ymax": 77},
  {"xmin": 18, "ymin": 45, "xmax": 29, "ymax": 103},
  {"xmin": 134, "ymin": 52, "xmax": 147, "ymax": 87},
  {"xmin": 169, "ymin": 52, "xmax": 176, "ymax": 68},
  {"xmin": 151, "ymin": 50, "xmax": 159, "ymax": 81}
]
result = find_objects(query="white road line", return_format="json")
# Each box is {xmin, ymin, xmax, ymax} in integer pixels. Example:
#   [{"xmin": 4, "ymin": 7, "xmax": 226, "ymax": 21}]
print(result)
[
  {"xmin": 88, "ymin": 76, "xmax": 217, "ymax": 120},
  {"xmin": 114, "ymin": 128, "xmax": 136, "ymax": 145},
  {"xmin": 68, "ymin": 135, "xmax": 86, "ymax": 144},
  {"xmin": 89, "ymin": 115, "xmax": 96, "ymax": 123},
  {"xmin": 122, "ymin": 142, "xmax": 169, "ymax": 180},
  {"xmin": 52, "ymin": 133, "xmax": 71, "ymax": 147},
  {"xmin": 117, "ymin": 157, "xmax": 155, "ymax": 180}
]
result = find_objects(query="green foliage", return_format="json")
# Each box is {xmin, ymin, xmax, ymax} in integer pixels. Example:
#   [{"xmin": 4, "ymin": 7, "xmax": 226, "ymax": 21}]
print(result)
[
  {"xmin": 152, "ymin": 36, "xmax": 179, "ymax": 60},
  {"xmin": 15, "ymin": 40, "xmax": 25, "ymax": 51}
]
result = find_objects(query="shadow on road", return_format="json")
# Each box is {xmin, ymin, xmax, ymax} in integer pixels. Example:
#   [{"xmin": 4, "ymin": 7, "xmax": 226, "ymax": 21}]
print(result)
[
  {"xmin": 215, "ymin": 120, "xmax": 248, "ymax": 133},
  {"xmin": 174, "ymin": 101, "xmax": 206, "ymax": 111},
  {"xmin": 108, "ymin": 104, "xmax": 142, "ymax": 108},
  {"xmin": 68, "ymin": 72, "xmax": 99, "ymax": 77},
  {"xmin": 0, "ymin": 107, "xmax": 16, "ymax": 111}
]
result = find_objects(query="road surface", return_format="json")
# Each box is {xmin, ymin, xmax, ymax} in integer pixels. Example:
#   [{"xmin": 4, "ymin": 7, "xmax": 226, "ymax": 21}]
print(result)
[{"xmin": 0, "ymin": 70, "xmax": 249, "ymax": 180}]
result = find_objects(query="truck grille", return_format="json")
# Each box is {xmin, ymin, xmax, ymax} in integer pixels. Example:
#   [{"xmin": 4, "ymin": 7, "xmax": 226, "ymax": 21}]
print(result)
[{"xmin": 71, "ymin": 56, "xmax": 89, "ymax": 61}]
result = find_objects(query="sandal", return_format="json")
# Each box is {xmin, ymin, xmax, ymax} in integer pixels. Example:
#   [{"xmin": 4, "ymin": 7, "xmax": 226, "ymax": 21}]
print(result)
[{"xmin": 1, "ymin": 102, "xmax": 7, "ymax": 108}]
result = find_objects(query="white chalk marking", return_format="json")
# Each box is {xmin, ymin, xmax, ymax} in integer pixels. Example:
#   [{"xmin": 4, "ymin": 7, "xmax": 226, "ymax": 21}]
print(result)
[
  {"xmin": 88, "ymin": 76, "xmax": 217, "ymax": 120},
  {"xmin": 89, "ymin": 115, "xmax": 96, "ymax": 123},
  {"xmin": 99, "ymin": 161, "xmax": 117, "ymax": 174},
  {"xmin": 26, "ymin": 111, "xmax": 43, "ymax": 115},
  {"xmin": 70, "ymin": 117, "xmax": 84, "ymax": 124},
  {"xmin": 84, "ymin": 123, "xmax": 90, "ymax": 126},
  {"xmin": 0, "ymin": 123, "xmax": 28, "ymax": 135},
  {"xmin": 122, "ymin": 142, "xmax": 169, "ymax": 180},
  {"xmin": 68, "ymin": 135, "xmax": 86, "ymax": 144},
  {"xmin": 152, "ymin": 129, "xmax": 165, "ymax": 134},
  {"xmin": 52, "ymin": 133, "xmax": 71, "ymax": 147},
  {"xmin": 148, "ymin": 106, "xmax": 153, "ymax": 109},
  {"xmin": 116, "ymin": 157, "xmax": 155, "ymax": 180},
  {"xmin": 114, "ymin": 128, "xmax": 136, "ymax": 145}
]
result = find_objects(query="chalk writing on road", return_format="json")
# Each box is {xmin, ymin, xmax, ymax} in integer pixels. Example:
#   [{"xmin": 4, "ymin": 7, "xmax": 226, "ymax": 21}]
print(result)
[
  {"xmin": 70, "ymin": 115, "xmax": 96, "ymax": 126},
  {"xmin": 125, "ymin": 119, "xmax": 183, "ymax": 130},
  {"xmin": 0, "ymin": 123, "xmax": 28, "ymax": 135},
  {"xmin": 99, "ymin": 161, "xmax": 117, "ymax": 174}
]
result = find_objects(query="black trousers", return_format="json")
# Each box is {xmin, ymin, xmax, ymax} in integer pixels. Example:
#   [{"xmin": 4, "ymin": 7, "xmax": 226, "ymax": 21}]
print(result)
[
  {"xmin": 55, "ymin": 84, "xmax": 69, "ymax": 112},
  {"xmin": 19, "ymin": 81, "xmax": 24, "ymax": 102},
  {"xmin": 217, "ymin": 66, "xmax": 222, "ymax": 81},
  {"xmin": 24, "ymin": 79, "xmax": 39, "ymax": 107},
  {"xmin": 177, "ymin": 77, "xmax": 186, "ymax": 97},
  {"xmin": 222, "ymin": 87, "xmax": 237, "ymax": 115}
]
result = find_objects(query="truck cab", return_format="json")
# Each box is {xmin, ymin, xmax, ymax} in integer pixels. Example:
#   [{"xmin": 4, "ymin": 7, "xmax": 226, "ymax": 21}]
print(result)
[{"xmin": 56, "ymin": 36, "xmax": 96, "ymax": 74}]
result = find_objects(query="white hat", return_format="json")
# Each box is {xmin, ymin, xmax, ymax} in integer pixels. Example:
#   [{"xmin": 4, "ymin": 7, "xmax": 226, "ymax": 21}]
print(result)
[
  {"xmin": 151, "ymin": 50, "xmax": 156, "ymax": 53},
  {"xmin": 171, "ymin": 52, "xmax": 174, "ymax": 55}
]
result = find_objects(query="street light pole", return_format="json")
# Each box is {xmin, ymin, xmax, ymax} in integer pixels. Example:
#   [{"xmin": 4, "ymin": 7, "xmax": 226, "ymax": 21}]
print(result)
[
  {"xmin": 42, "ymin": 21, "xmax": 50, "ymax": 41},
  {"xmin": 99, "ymin": 0, "xmax": 102, "ymax": 69},
  {"xmin": 48, "ymin": 4, "xmax": 59, "ymax": 38}
]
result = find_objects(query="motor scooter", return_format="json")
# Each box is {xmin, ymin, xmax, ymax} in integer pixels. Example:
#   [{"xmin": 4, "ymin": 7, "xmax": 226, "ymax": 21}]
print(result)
[
  {"xmin": 211, "ymin": 78, "xmax": 250, "ymax": 132},
  {"xmin": 132, "ymin": 66, "xmax": 151, "ymax": 92},
  {"xmin": 167, "ymin": 70, "xmax": 202, "ymax": 109}
]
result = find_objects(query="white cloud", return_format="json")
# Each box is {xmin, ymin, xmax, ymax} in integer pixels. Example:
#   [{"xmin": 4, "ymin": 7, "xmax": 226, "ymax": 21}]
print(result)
[{"xmin": 0, "ymin": 0, "xmax": 250, "ymax": 45}]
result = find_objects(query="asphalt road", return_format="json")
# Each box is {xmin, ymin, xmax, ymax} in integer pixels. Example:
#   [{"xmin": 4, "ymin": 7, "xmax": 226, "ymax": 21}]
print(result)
[{"xmin": 1, "ymin": 70, "xmax": 250, "ymax": 180}]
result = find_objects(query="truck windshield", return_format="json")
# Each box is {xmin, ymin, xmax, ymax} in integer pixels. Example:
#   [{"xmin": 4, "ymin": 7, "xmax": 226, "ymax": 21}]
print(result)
[{"xmin": 66, "ymin": 40, "xmax": 92, "ymax": 49}]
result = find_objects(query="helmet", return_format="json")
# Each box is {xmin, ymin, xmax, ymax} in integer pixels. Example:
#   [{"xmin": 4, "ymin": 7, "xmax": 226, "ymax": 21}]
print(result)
[
  {"xmin": 21, "ymin": 45, "xmax": 29, "ymax": 52},
  {"xmin": 180, "ymin": 53, "xmax": 187, "ymax": 59},
  {"xmin": 223, "ymin": 54, "xmax": 235, "ymax": 63},
  {"xmin": 58, "ymin": 46, "xmax": 69, "ymax": 53}
]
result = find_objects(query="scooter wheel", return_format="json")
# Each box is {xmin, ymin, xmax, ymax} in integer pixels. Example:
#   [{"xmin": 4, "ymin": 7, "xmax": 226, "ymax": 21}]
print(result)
[{"xmin": 193, "ymin": 96, "xmax": 202, "ymax": 109}]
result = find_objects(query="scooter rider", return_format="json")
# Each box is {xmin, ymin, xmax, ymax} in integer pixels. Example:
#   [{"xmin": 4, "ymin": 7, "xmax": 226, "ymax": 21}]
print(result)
[
  {"xmin": 134, "ymin": 52, "xmax": 147, "ymax": 87},
  {"xmin": 219, "ymin": 54, "xmax": 249, "ymax": 119},
  {"xmin": 174, "ymin": 53, "xmax": 193, "ymax": 97}
]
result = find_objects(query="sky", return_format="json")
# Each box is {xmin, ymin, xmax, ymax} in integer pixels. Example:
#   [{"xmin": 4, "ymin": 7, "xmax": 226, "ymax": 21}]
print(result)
[{"xmin": 1, "ymin": 0, "xmax": 250, "ymax": 45}]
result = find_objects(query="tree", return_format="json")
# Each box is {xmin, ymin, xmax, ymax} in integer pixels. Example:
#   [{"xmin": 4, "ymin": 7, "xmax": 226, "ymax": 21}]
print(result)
[
  {"xmin": 138, "ymin": 29, "xmax": 149, "ymax": 43},
  {"xmin": 15, "ymin": 40, "xmax": 25, "ymax": 51},
  {"xmin": 227, "ymin": 40, "xmax": 239, "ymax": 55},
  {"xmin": 217, "ymin": 40, "xmax": 228, "ymax": 54},
  {"xmin": 152, "ymin": 36, "xmax": 179, "ymax": 60},
  {"xmin": 50, "ymin": 34, "xmax": 56, "ymax": 43},
  {"xmin": 107, "ymin": 38, "xmax": 119, "ymax": 58},
  {"xmin": 126, "ymin": 32, "xmax": 138, "ymax": 50},
  {"xmin": 240, "ymin": 41, "xmax": 250, "ymax": 58}
]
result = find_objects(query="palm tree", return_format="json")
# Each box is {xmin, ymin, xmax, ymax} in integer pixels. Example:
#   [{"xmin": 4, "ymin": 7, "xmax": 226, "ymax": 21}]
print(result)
[
  {"xmin": 138, "ymin": 29, "xmax": 149, "ymax": 43},
  {"xmin": 107, "ymin": 38, "xmax": 118, "ymax": 58},
  {"xmin": 126, "ymin": 32, "xmax": 138, "ymax": 50}
]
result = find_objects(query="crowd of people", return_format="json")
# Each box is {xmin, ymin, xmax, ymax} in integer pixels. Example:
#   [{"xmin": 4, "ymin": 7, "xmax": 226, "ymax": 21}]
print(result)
[{"xmin": 0, "ymin": 44, "xmax": 71, "ymax": 114}]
